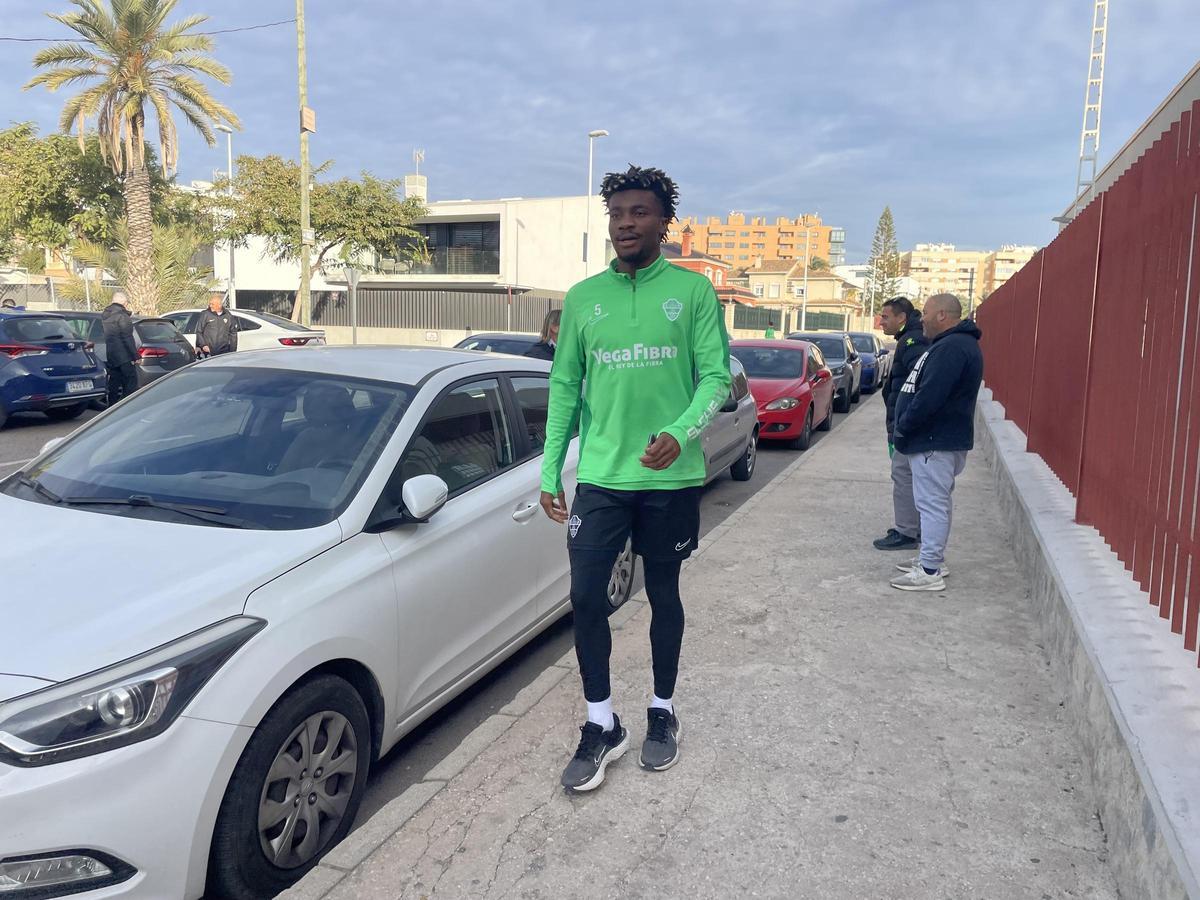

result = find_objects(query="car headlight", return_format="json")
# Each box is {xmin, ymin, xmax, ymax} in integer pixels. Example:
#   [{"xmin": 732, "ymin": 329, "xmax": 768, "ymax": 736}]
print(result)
[
  {"xmin": 765, "ymin": 397, "xmax": 800, "ymax": 411},
  {"xmin": 0, "ymin": 616, "xmax": 265, "ymax": 767}
]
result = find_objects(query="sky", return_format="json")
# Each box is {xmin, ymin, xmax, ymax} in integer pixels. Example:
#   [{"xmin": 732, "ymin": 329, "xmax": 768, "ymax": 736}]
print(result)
[{"xmin": 1, "ymin": 0, "xmax": 1197, "ymax": 261}]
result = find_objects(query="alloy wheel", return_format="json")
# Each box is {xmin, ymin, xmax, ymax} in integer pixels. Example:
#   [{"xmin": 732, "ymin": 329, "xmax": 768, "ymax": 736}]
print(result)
[
  {"xmin": 744, "ymin": 435, "xmax": 757, "ymax": 476},
  {"xmin": 257, "ymin": 710, "xmax": 359, "ymax": 870}
]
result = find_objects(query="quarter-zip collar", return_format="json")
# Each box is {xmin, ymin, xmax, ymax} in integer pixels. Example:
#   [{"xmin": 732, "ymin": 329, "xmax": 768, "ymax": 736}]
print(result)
[{"xmin": 607, "ymin": 251, "xmax": 671, "ymax": 285}]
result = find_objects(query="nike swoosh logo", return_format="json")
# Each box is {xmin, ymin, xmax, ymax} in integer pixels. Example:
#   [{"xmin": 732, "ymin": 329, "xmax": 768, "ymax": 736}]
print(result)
[{"xmin": 675, "ymin": 540, "xmax": 691, "ymax": 551}]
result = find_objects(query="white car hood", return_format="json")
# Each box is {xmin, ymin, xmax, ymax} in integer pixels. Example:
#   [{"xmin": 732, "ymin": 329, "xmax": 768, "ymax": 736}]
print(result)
[
  {"xmin": 0, "ymin": 674, "xmax": 53, "ymax": 703},
  {"xmin": 0, "ymin": 494, "xmax": 341, "ymax": 682}
]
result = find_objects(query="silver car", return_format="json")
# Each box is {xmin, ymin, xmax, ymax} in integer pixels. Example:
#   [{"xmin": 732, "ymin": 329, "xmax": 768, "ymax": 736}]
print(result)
[{"xmin": 701, "ymin": 357, "xmax": 759, "ymax": 484}]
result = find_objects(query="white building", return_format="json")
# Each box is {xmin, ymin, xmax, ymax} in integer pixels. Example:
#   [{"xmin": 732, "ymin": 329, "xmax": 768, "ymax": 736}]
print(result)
[
  {"xmin": 212, "ymin": 193, "xmax": 613, "ymax": 302},
  {"xmin": 833, "ymin": 265, "xmax": 921, "ymax": 301}
]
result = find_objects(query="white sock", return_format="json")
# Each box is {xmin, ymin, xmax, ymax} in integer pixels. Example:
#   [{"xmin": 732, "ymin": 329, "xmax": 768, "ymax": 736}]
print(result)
[
  {"xmin": 650, "ymin": 694, "xmax": 674, "ymax": 714},
  {"xmin": 586, "ymin": 697, "xmax": 614, "ymax": 732}
]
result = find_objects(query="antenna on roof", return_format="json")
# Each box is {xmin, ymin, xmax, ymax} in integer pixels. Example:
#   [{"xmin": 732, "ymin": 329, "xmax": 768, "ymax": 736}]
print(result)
[{"xmin": 413, "ymin": 148, "xmax": 425, "ymax": 174}]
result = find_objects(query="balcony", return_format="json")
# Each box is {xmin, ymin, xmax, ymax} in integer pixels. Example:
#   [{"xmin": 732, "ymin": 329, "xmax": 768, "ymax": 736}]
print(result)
[{"xmin": 375, "ymin": 246, "xmax": 500, "ymax": 276}]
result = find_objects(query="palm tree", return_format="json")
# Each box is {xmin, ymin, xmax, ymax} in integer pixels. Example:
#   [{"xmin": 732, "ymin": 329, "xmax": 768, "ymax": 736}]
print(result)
[{"xmin": 26, "ymin": 0, "xmax": 238, "ymax": 315}]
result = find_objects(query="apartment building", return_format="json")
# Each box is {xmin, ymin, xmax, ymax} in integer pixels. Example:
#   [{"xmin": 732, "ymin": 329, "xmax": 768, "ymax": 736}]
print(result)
[
  {"xmin": 982, "ymin": 245, "xmax": 1038, "ymax": 297},
  {"xmin": 667, "ymin": 213, "xmax": 845, "ymax": 268},
  {"xmin": 900, "ymin": 243, "xmax": 988, "ymax": 299}
]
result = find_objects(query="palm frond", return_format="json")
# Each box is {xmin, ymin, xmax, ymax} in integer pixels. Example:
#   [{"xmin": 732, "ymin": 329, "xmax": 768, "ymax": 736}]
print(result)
[
  {"xmin": 28, "ymin": 42, "xmax": 110, "ymax": 68},
  {"xmin": 159, "ymin": 54, "xmax": 232, "ymax": 84},
  {"xmin": 24, "ymin": 65, "xmax": 103, "ymax": 92}
]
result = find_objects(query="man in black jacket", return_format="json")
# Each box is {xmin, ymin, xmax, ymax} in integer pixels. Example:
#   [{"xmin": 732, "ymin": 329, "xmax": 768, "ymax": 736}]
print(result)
[
  {"xmin": 889, "ymin": 293, "xmax": 984, "ymax": 592},
  {"xmin": 873, "ymin": 297, "xmax": 929, "ymax": 551},
  {"xmin": 196, "ymin": 296, "xmax": 238, "ymax": 356},
  {"xmin": 101, "ymin": 291, "xmax": 139, "ymax": 406}
]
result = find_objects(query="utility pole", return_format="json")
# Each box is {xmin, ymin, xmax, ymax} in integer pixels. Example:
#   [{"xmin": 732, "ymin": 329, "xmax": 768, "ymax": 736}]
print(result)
[
  {"xmin": 296, "ymin": 0, "xmax": 313, "ymax": 325},
  {"xmin": 967, "ymin": 268, "xmax": 976, "ymax": 318},
  {"xmin": 800, "ymin": 220, "xmax": 811, "ymax": 331}
]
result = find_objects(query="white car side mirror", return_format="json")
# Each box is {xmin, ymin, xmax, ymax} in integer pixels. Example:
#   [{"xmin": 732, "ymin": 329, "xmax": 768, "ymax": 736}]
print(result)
[
  {"xmin": 402, "ymin": 474, "xmax": 449, "ymax": 523},
  {"xmin": 40, "ymin": 436, "xmax": 66, "ymax": 456}
]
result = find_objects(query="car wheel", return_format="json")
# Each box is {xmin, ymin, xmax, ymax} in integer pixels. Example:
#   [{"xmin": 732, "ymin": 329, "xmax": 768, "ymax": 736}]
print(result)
[
  {"xmin": 834, "ymin": 387, "xmax": 852, "ymax": 414},
  {"xmin": 789, "ymin": 408, "xmax": 814, "ymax": 451},
  {"xmin": 90, "ymin": 396, "xmax": 109, "ymax": 412},
  {"xmin": 0, "ymin": 404, "xmax": 7, "ymax": 430},
  {"xmin": 817, "ymin": 402, "xmax": 833, "ymax": 431},
  {"xmin": 607, "ymin": 539, "xmax": 637, "ymax": 611},
  {"xmin": 730, "ymin": 429, "xmax": 758, "ymax": 481},
  {"xmin": 206, "ymin": 675, "xmax": 372, "ymax": 899},
  {"xmin": 44, "ymin": 403, "xmax": 87, "ymax": 421}
]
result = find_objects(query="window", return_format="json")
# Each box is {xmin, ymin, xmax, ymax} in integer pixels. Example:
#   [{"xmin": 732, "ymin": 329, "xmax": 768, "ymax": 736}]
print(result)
[
  {"xmin": 739, "ymin": 243, "xmax": 749, "ymax": 249},
  {"xmin": 715, "ymin": 271, "xmax": 724, "ymax": 285},
  {"xmin": 768, "ymin": 284, "xmax": 781, "ymax": 299},
  {"xmin": 738, "ymin": 255, "xmax": 749, "ymax": 260},
  {"xmin": 704, "ymin": 267, "xmax": 713, "ymax": 281},
  {"xmin": 808, "ymin": 347, "xmax": 824, "ymax": 376},
  {"xmin": 793, "ymin": 285, "xmax": 805, "ymax": 298},
  {"xmin": 399, "ymin": 379, "xmax": 514, "ymax": 494},
  {"xmin": 740, "ymin": 231, "xmax": 749, "ymax": 237},
  {"xmin": 63, "ymin": 316, "xmax": 103, "ymax": 342},
  {"xmin": 753, "ymin": 284, "xmax": 765, "ymax": 298},
  {"xmin": 730, "ymin": 358, "xmax": 750, "ymax": 400},
  {"xmin": 511, "ymin": 376, "xmax": 550, "ymax": 453},
  {"xmin": 0, "ymin": 317, "xmax": 75, "ymax": 342},
  {"xmin": 752, "ymin": 243, "xmax": 765, "ymax": 250},
  {"xmin": 234, "ymin": 315, "xmax": 261, "ymax": 332}
]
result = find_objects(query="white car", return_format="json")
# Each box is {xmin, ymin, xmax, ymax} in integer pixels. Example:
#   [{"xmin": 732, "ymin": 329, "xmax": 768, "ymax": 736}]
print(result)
[
  {"xmin": 0, "ymin": 347, "xmax": 633, "ymax": 899},
  {"xmin": 163, "ymin": 309, "xmax": 326, "ymax": 351}
]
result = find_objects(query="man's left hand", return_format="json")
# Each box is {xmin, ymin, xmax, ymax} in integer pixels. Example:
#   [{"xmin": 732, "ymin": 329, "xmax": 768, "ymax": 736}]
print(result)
[{"xmin": 640, "ymin": 433, "xmax": 681, "ymax": 470}]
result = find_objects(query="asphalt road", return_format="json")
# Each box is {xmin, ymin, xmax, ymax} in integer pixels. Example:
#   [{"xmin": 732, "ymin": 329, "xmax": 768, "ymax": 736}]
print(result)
[{"xmin": 0, "ymin": 394, "xmax": 875, "ymax": 825}]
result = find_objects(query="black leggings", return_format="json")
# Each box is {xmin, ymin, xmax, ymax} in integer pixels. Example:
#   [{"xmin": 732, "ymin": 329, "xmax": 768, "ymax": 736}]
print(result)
[{"xmin": 569, "ymin": 552, "xmax": 684, "ymax": 703}]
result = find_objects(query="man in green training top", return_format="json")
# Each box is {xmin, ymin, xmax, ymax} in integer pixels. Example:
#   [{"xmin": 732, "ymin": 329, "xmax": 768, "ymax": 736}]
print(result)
[{"xmin": 540, "ymin": 165, "xmax": 731, "ymax": 792}]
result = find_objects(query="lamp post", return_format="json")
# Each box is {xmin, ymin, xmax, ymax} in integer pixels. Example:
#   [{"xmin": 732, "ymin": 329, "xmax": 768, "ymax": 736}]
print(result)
[
  {"xmin": 585, "ymin": 129, "xmax": 609, "ymax": 277},
  {"xmin": 215, "ymin": 123, "xmax": 236, "ymax": 309},
  {"xmin": 800, "ymin": 221, "xmax": 812, "ymax": 331},
  {"xmin": 296, "ymin": 0, "xmax": 313, "ymax": 325}
]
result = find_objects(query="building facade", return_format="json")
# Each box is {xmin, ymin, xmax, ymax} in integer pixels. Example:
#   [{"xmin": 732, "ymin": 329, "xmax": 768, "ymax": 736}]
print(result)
[
  {"xmin": 667, "ymin": 213, "xmax": 845, "ymax": 269},
  {"xmin": 900, "ymin": 243, "xmax": 988, "ymax": 300},
  {"xmin": 981, "ymin": 245, "xmax": 1038, "ymax": 298}
]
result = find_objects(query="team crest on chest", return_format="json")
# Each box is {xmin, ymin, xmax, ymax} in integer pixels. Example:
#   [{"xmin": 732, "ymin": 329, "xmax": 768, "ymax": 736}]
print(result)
[{"xmin": 662, "ymin": 298, "xmax": 683, "ymax": 322}]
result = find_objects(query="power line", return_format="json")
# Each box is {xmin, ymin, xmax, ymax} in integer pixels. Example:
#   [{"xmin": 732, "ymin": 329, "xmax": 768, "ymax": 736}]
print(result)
[{"xmin": 0, "ymin": 17, "xmax": 296, "ymax": 43}]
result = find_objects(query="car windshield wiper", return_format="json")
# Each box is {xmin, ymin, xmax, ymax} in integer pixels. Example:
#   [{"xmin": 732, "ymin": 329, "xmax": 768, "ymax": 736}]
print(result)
[
  {"xmin": 14, "ymin": 472, "xmax": 64, "ymax": 504},
  {"xmin": 61, "ymin": 494, "xmax": 252, "ymax": 528}
]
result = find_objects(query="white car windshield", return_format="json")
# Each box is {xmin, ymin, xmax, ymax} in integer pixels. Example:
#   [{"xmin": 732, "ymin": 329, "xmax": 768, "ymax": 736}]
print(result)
[{"xmin": 10, "ymin": 367, "xmax": 414, "ymax": 530}]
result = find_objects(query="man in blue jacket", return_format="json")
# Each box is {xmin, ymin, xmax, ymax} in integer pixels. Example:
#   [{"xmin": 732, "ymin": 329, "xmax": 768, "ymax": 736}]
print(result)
[{"xmin": 890, "ymin": 294, "xmax": 983, "ymax": 592}]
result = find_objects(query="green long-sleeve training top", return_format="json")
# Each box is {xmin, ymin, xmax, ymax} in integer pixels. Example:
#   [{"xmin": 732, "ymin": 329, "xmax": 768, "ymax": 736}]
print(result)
[{"xmin": 541, "ymin": 253, "xmax": 732, "ymax": 494}]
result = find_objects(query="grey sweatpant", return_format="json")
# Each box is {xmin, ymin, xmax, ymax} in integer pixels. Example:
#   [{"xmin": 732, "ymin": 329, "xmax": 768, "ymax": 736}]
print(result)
[
  {"xmin": 908, "ymin": 450, "xmax": 968, "ymax": 570},
  {"xmin": 890, "ymin": 451, "xmax": 919, "ymax": 539}
]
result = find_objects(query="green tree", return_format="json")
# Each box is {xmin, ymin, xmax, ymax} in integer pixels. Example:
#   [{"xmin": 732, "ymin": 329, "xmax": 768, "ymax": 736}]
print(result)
[
  {"xmin": 808, "ymin": 256, "xmax": 829, "ymax": 271},
  {"xmin": 211, "ymin": 154, "xmax": 428, "ymax": 318},
  {"xmin": 0, "ymin": 123, "xmax": 199, "ymax": 263},
  {"xmin": 60, "ymin": 221, "xmax": 215, "ymax": 314},
  {"xmin": 865, "ymin": 206, "xmax": 901, "ymax": 315},
  {"xmin": 26, "ymin": 0, "xmax": 238, "ymax": 315}
]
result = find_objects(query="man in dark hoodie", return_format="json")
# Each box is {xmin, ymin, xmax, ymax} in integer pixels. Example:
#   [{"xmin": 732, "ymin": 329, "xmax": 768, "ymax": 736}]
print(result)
[
  {"xmin": 101, "ymin": 291, "xmax": 139, "ymax": 406},
  {"xmin": 889, "ymin": 293, "xmax": 983, "ymax": 592},
  {"xmin": 874, "ymin": 296, "xmax": 930, "ymax": 552},
  {"xmin": 196, "ymin": 295, "xmax": 238, "ymax": 357}
]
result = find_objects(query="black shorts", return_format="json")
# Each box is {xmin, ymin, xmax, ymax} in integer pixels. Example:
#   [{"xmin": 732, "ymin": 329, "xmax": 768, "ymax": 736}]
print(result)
[{"xmin": 568, "ymin": 483, "xmax": 702, "ymax": 563}]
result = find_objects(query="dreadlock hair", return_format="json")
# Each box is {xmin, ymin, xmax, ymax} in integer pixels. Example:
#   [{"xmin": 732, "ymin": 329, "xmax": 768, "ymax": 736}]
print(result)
[{"xmin": 599, "ymin": 165, "xmax": 680, "ymax": 241}]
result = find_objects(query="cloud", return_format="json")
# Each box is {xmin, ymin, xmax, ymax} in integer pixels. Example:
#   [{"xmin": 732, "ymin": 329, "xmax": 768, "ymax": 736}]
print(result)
[{"xmin": 2, "ymin": 0, "xmax": 1195, "ymax": 260}]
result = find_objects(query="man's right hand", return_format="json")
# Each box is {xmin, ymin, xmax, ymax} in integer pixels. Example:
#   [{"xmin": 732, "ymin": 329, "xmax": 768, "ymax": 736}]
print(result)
[
  {"xmin": 201, "ymin": 345, "xmax": 211, "ymax": 354},
  {"xmin": 540, "ymin": 490, "xmax": 568, "ymax": 524}
]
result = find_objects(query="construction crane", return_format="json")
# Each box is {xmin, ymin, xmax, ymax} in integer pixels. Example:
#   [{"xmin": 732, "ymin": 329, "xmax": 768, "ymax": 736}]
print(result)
[{"xmin": 1064, "ymin": 0, "xmax": 1109, "ymax": 224}]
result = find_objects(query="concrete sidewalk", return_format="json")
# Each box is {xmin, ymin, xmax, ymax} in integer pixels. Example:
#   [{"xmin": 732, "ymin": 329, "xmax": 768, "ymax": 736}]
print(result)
[{"xmin": 285, "ymin": 396, "xmax": 1117, "ymax": 900}]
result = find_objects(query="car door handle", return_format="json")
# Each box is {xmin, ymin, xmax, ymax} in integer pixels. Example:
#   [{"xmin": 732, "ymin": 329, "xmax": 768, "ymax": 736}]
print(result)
[{"xmin": 512, "ymin": 503, "xmax": 539, "ymax": 523}]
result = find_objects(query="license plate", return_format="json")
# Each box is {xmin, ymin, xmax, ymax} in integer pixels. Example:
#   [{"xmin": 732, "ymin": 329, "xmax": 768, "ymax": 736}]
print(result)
[{"xmin": 66, "ymin": 380, "xmax": 93, "ymax": 393}]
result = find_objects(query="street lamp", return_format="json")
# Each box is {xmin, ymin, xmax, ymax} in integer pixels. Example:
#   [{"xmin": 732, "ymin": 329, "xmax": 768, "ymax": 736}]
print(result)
[
  {"xmin": 800, "ymin": 218, "xmax": 813, "ymax": 331},
  {"xmin": 215, "ymin": 123, "xmax": 236, "ymax": 309},
  {"xmin": 585, "ymin": 129, "xmax": 609, "ymax": 277}
]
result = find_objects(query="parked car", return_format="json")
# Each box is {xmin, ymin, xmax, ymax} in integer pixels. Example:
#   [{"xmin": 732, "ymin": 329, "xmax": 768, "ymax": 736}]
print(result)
[
  {"xmin": 848, "ymin": 332, "xmax": 892, "ymax": 393},
  {"xmin": 58, "ymin": 311, "xmax": 197, "ymax": 407},
  {"xmin": 454, "ymin": 332, "xmax": 540, "ymax": 355},
  {"xmin": 0, "ymin": 310, "xmax": 107, "ymax": 429},
  {"xmin": 702, "ymin": 357, "xmax": 759, "ymax": 483},
  {"xmin": 0, "ymin": 347, "xmax": 638, "ymax": 899},
  {"xmin": 731, "ymin": 339, "xmax": 834, "ymax": 450},
  {"xmin": 786, "ymin": 332, "xmax": 862, "ymax": 413},
  {"xmin": 163, "ymin": 309, "xmax": 326, "ymax": 351}
]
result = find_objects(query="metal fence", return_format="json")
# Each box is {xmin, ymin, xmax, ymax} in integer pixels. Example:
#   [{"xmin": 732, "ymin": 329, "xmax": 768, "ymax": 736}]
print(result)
[
  {"xmin": 235, "ymin": 289, "xmax": 563, "ymax": 333},
  {"xmin": 977, "ymin": 96, "xmax": 1200, "ymax": 663}
]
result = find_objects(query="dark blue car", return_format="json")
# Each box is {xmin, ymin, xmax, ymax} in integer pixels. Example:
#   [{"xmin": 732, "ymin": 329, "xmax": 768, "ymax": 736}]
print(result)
[
  {"xmin": 0, "ymin": 310, "xmax": 107, "ymax": 429},
  {"xmin": 848, "ymin": 332, "xmax": 892, "ymax": 393}
]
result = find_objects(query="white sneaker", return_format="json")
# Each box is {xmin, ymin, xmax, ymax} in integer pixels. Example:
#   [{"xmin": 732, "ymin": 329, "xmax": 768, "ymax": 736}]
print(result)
[
  {"xmin": 895, "ymin": 557, "xmax": 950, "ymax": 577},
  {"xmin": 890, "ymin": 567, "xmax": 946, "ymax": 592}
]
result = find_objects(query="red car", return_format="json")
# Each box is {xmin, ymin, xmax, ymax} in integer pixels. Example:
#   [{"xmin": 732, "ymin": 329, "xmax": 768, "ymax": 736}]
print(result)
[{"xmin": 730, "ymin": 339, "xmax": 835, "ymax": 450}]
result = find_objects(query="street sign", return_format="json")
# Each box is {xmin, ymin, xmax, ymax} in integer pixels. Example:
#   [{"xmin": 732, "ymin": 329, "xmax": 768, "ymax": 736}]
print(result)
[{"xmin": 300, "ymin": 106, "xmax": 317, "ymax": 133}]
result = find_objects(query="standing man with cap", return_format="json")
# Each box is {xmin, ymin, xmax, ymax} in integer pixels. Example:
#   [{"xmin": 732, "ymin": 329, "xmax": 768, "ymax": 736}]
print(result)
[
  {"xmin": 101, "ymin": 290, "xmax": 138, "ymax": 405},
  {"xmin": 889, "ymin": 293, "xmax": 983, "ymax": 592}
]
